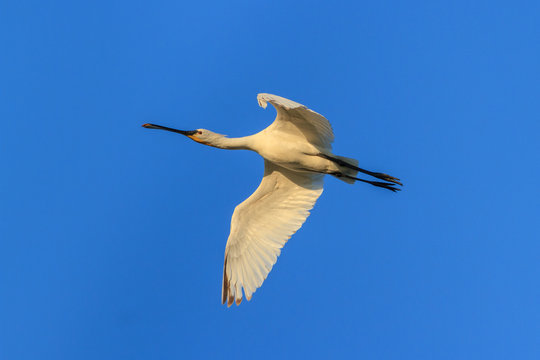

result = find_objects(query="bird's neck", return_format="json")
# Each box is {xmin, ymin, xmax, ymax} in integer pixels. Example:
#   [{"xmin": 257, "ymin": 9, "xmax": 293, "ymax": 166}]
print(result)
[{"xmin": 208, "ymin": 135, "xmax": 254, "ymax": 150}]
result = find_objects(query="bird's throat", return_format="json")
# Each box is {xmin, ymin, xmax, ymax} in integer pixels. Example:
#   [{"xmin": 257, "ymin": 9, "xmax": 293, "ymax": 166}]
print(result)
[{"xmin": 188, "ymin": 135, "xmax": 213, "ymax": 147}]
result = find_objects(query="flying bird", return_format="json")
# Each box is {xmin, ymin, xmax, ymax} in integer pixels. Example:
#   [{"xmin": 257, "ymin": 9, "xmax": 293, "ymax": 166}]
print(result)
[{"xmin": 143, "ymin": 93, "xmax": 402, "ymax": 306}]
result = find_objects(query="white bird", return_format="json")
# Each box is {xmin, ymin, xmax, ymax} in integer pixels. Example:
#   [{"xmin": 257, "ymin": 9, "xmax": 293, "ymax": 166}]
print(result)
[{"xmin": 143, "ymin": 93, "xmax": 401, "ymax": 306}]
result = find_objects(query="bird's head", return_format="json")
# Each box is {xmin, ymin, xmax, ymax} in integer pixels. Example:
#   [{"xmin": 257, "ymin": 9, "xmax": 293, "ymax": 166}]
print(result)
[{"xmin": 142, "ymin": 123, "xmax": 225, "ymax": 147}]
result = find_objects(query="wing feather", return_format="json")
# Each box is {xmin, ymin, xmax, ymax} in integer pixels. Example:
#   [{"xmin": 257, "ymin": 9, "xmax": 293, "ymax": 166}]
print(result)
[
  {"xmin": 222, "ymin": 160, "xmax": 324, "ymax": 306},
  {"xmin": 257, "ymin": 93, "xmax": 334, "ymax": 149}
]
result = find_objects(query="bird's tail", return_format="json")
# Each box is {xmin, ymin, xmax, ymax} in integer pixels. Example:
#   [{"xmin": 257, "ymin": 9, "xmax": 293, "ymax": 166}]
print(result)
[{"xmin": 333, "ymin": 155, "xmax": 359, "ymax": 184}]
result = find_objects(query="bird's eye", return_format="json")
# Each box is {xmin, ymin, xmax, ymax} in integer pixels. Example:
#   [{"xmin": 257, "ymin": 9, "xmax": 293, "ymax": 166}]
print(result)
[{"xmin": 198, "ymin": 131, "xmax": 203, "ymax": 134}]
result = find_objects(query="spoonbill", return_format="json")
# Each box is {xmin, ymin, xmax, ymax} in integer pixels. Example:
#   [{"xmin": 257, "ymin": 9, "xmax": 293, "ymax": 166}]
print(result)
[{"xmin": 143, "ymin": 93, "xmax": 402, "ymax": 306}]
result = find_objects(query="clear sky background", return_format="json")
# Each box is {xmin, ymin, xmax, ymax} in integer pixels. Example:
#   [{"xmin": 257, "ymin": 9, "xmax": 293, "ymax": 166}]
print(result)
[{"xmin": 1, "ymin": 1, "xmax": 539, "ymax": 359}]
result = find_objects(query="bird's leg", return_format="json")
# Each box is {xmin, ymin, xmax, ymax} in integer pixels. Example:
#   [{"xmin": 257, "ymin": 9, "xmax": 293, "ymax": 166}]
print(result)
[
  {"xmin": 319, "ymin": 154, "xmax": 402, "ymax": 186},
  {"xmin": 330, "ymin": 172, "xmax": 401, "ymax": 192}
]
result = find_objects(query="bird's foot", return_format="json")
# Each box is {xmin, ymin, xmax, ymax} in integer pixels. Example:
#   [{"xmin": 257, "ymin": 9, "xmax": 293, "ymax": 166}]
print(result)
[
  {"xmin": 335, "ymin": 172, "xmax": 401, "ymax": 192},
  {"xmin": 371, "ymin": 173, "xmax": 403, "ymax": 186},
  {"xmin": 365, "ymin": 180, "xmax": 401, "ymax": 192}
]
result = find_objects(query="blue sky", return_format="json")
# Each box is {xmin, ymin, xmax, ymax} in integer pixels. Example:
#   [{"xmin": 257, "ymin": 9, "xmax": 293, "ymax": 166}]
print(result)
[{"xmin": 1, "ymin": 1, "xmax": 539, "ymax": 359}]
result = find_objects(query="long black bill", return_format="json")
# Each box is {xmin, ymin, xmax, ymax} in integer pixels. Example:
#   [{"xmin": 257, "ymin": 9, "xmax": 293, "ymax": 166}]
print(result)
[{"xmin": 142, "ymin": 123, "xmax": 198, "ymax": 136}]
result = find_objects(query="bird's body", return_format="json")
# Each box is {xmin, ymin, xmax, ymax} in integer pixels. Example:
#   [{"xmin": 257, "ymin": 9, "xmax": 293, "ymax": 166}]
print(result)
[
  {"xmin": 245, "ymin": 132, "xmax": 330, "ymax": 173},
  {"xmin": 143, "ymin": 93, "xmax": 401, "ymax": 306}
]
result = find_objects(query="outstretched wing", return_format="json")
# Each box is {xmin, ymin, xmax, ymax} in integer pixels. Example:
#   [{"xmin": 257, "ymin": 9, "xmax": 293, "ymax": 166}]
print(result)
[
  {"xmin": 222, "ymin": 160, "xmax": 324, "ymax": 306},
  {"xmin": 257, "ymin": 93, "xmax": 334, "ymax": 149}
]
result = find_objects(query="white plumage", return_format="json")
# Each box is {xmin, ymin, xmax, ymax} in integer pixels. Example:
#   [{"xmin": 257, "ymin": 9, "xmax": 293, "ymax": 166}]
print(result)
[
  {"xmin": 223, "ymin": 160, "xmax": 324, "ymax": 305},
  {"xmin": 143, "ymin": 93, "xmax": 401, "ymax": 306},
  {"xmin": 257, "ymin": 93, "xmax": 335, "ymax": 149}
]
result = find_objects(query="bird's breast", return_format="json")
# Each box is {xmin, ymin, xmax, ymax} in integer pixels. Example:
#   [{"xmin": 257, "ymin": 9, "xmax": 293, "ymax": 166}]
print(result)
[{"xmin": 255, "ymin": 137, "xmax": 331, "ymax": 174}]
